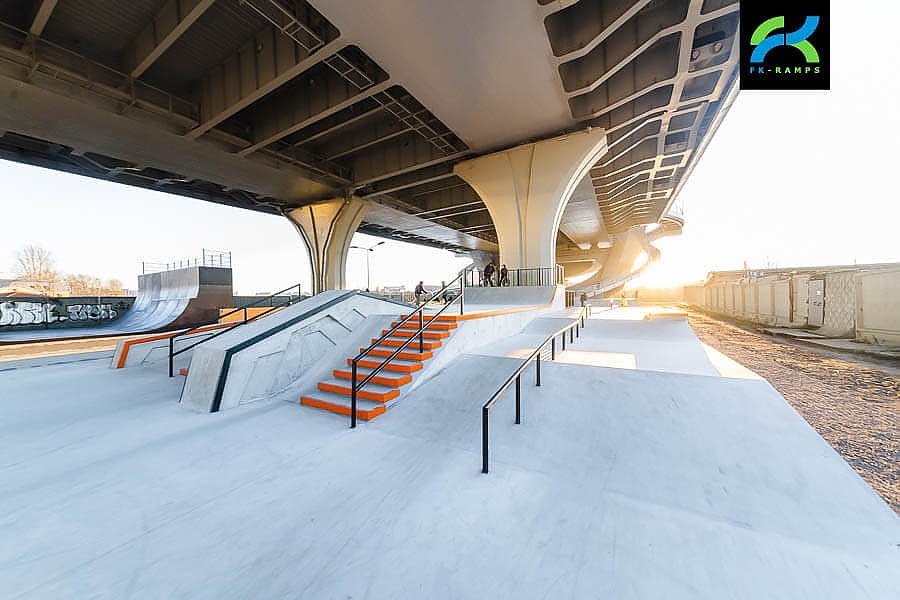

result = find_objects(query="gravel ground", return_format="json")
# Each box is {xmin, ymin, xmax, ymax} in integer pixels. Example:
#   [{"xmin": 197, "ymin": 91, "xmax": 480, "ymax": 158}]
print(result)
[{"xmin": 686, "ymin": 309, "xmax": 900, "ymax": 514}]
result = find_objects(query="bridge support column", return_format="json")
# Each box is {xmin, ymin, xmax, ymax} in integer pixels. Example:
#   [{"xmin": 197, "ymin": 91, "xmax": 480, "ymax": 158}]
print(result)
[
  {"xmin": 286, "ymin": 197, "xmax": 369, "ymax": 294},
  {"xmin": 454, "ymin": 129, "xmax": 606, "ymax": 269}
]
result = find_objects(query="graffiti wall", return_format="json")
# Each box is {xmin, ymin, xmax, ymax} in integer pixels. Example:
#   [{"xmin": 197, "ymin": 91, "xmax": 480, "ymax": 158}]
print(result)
[{"xmin": 0, "ymin": 297, "xmax": 135, "ymax": 330}]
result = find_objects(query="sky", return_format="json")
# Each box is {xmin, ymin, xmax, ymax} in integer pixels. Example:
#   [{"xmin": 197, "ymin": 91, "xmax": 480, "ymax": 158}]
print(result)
[{"xmin": 1, "ymin": 1, "xmax": 897, "ymax": 294}]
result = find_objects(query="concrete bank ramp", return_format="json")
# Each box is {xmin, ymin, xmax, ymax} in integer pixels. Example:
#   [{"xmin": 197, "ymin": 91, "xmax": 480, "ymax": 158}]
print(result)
[
  {"xmin": 180, "ymin": 291, "xmax": 410, "ymax": 413},
  {"xmin": 462, "ymin": 284, "xmax": 563, "ymax": 308}
]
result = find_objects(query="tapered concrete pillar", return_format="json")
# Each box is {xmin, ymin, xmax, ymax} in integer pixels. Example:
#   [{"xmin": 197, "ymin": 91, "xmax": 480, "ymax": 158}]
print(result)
[
  {"xmin": 286, "ymin": 197, "xmax": 369, "ymax": 294},
  {"xmin": 454, "ymin": 129, "xmax": 606, "ymax": 269}
]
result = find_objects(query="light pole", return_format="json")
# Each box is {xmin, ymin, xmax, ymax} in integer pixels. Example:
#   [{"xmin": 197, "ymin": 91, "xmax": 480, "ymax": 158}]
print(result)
[{"xmin": 349, "ymin": 241, "xmax": 385, "ymax": 291}]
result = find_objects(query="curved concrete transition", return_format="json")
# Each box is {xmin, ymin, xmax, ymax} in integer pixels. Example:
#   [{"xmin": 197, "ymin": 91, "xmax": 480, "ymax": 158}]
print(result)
[{"xmin": 0, "ymin": 266, "xmax": 232, "ymax": 343}]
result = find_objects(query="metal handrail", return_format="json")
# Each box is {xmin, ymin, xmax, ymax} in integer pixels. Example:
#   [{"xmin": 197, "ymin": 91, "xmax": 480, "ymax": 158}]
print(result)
[
  {"xmin": 465, "ymin": 265, "xmax": 565, "ymax": 288},
  {"xmin": 481, "ymin": 304, "xmax": 592, "ymax": 473},
  {"xmin": 167, "ymin": 282, "xmax": 303, "ymax": 377},
  {"xmin": 348, "ymin": 267, "xmax": 473, "ymax": 427}
]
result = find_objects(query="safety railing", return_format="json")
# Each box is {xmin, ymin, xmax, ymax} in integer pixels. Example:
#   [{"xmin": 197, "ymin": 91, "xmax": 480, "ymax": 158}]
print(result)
[
  {"xmin": 481, "ymin": 304, "xmax": 592, "ymax": 473},
  {"xmin": 142, "ymin": 249, "xmax": 232, "ymax": 274},
  {"xmin": 348, "ymin": 267, "xmax": 473, "ymax": 428},
  {"xmin": 464, "ymin": 265, "xmax": 565, "ymax": 288},
  {"xmin": 167, "ymin": 282, "xmax": 303, "ymax": 377}
]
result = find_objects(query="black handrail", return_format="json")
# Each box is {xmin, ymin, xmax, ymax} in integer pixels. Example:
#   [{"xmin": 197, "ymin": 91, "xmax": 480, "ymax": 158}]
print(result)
[
  {"xmin": 481, "ymin": 304, "xmax": 592, "ymax": 473},
  {"xmin": 167, "ymin": 282, "xmax": 304, "ymax": 377},
  {"xmin": 349, "ymin": 267, "xmax": 473, "ymax": 428}
]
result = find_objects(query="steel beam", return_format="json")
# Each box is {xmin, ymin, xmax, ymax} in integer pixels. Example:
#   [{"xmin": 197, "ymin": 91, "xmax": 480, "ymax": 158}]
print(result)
[
  {"xmin": 28, "ymin": 0, "xmax": 57, "ymax": 36},
  {"xmin": 128, "ymin": 0, "xmax": 216, "ymax": 79},
  {"xmin": 188, "ymin": 36, "xmax": 345, "ymax": 139},
  {"xmin": 239, "ymin": 79, "xmax": 392, "ymax": 157}
]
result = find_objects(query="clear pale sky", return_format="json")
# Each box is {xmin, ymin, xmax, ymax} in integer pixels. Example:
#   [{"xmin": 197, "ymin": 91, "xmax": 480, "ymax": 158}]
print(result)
[{"xmin": 1, "ymin": 1, "xmax": 897, "ymax": 293}]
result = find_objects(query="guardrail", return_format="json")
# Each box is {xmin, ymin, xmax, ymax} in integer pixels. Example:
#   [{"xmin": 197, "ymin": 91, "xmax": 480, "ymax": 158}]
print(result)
[
  {"xmin": 167, "ymin": 282, "xmax": 303, "ymax": 377},
  {"xmin": 481, "ymin": 304, "xmax": 591, "ymax": 473},
  {"xmin": 348, "ymin": 267, "xmax": 473, "ymax": 428},
  {"xmin": 142, "ymin": 249, "xmax": 232, "ymax": 274},
  {"xmin": 464, "ymin": 265, "xmax": 564, "ymax": 288}
]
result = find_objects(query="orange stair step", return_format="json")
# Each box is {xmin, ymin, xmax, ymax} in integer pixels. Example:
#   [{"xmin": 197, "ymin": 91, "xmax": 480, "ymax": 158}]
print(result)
[
  {"xmin": 375, "ymin": 338, "xmax": 442, "ymax": 350},
  {"xmin": 392, "ymin": 321, "xmax": 457, "ymax": 331},
  {"xmin": 382, "ymin": 329, "xmax": 450, "ymax": 339},
  {"xmin": 333, "ymin": 369, "xmax": 412, "ymax": 387},
  {"xmin": 348, "ymin": 357, "xmax": 423, "ymax": 373},
  {"xmin": 318, "ymin": 381, "xmax": 400, "ymax": 403},
  {"xmin": 400, "ymin": 314, "xmax": 459, "ymax": 323},
  {"xmin": 178, "ymin": 368, "xmax": 189, "ymax": 376},
  {"xmin": 300, "ymin": 396, "xmax": 385, "ymax": 420},
  {"xmin": 363, "ymin": 348, "xmax": 433, "ymax": 361}
]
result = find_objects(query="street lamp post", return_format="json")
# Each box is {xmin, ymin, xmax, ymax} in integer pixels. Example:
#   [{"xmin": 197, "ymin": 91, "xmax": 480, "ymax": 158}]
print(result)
[{"xmin": 349, "ymin": 241, "xmax": 385, "ymax": 291}]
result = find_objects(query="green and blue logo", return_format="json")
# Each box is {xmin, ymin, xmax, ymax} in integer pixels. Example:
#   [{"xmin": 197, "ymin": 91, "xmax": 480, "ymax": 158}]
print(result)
[
  {"xmin": 750, "ymin": 16, "xmax": 820, "ymax": 64},
  {"xmin": 740, "ymin": 4, "xmax": 829, "ymax": 91}
]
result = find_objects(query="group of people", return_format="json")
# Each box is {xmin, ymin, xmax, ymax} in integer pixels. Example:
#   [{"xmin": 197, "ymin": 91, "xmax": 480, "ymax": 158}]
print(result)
[
  {"xmin": 481, "ymin": 262, "xmax": 509, "ymax": 287},
  {"xmin": 411, "ymin": 261, "xmax": 511, "ymax": 306}
]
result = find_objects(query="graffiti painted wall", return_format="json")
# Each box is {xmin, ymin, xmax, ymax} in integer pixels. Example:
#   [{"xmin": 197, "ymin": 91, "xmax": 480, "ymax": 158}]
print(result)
[{"xmin": 0, "ymin": 297, "xmax": 135, "ymax": 330}]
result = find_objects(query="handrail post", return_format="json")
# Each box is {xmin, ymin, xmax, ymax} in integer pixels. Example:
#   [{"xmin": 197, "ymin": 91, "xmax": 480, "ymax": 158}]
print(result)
[
  {"xmin": 576, "ymin": 322, "xmax": 579, "ymax": 338},
  {"xmin": 168, "ymin": 336, "xmax": 174, "ymax": 378},
  {"xmin": 536, "ymin": 352, "xmax": 541, "ymax": 387},
  {"xmin": 243, "ymin": 307, "xmax": 248, "ymax": 323},
  {"xmin": 570, "ymin": 327, "xmax": 574, "ymax": 344},
  {"xmin": 459, "ymin": 276, "xmax": 464, "ymax": 315},
  {"xmin": 350, "ymin": 360, "xmax": 358, "ymax": 429},
  {"xmin": 551, "ymin": 337, "xmax": 555, "ymax": 360},
  {"xmin": 482, "ymin": 407, "xmax": 490, "ymax": 473},
  {"xmin": 515, "ymin": 375, "xmax": 521, "ymax": 424},
  {"xmin": 562, "ymin": 331, "xmax": 566, "ymax": 350},
  {"xmin": 418, "ymin": 309, "xmax": 424, "ymax": 353}
]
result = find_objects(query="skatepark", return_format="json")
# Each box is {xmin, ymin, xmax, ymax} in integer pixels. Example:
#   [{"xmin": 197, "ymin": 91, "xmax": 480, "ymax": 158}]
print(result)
[
  {"xmin": 1, "ymin": 1, "xmax": 898, "ymax": 597},
  {"xmin": 1, "ymin": 300, "xmax": 897, "ymax": 598}
]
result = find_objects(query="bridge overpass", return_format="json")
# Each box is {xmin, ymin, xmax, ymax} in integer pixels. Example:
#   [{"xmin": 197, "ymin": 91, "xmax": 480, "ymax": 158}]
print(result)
[{"xmin": 0, "ymin": 0, "xmax": 738, "ymax": 291}]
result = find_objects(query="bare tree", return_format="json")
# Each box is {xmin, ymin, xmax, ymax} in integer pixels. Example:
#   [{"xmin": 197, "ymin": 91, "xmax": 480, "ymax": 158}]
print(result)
[{"xmin": 15, "ymin": 245, "xmax": 55, "ymax": 279}]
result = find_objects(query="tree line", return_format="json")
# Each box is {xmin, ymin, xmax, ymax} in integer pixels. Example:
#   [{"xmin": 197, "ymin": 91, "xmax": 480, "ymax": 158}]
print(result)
[{"xmin": 6, "ymin": 245, "xmax": 126, "ymax": 297}]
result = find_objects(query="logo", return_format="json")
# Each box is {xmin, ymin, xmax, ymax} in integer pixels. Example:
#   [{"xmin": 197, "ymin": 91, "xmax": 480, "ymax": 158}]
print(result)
[
  {"xmin": 750, "ymin": 16, "xmax": 820, "ymax": 64},
  {"xmin": 740, "ymin": 2, "xmax": 829, "ymax": 90}
]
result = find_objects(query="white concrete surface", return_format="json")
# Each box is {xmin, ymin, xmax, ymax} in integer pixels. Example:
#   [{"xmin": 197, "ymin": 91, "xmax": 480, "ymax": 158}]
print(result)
[
  {"xmin": 180, "ymin": 291, "xmax": 407, "ymax": 412},
  {"xmin": 0, "ymin": 309, "xmax": 897, "ymax": 598}
]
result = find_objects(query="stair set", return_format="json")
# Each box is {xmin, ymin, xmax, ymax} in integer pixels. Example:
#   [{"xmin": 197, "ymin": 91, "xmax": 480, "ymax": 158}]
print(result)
[{"xmin": 300, "ymin": 313, "xmax": 460, "ymax": 420}]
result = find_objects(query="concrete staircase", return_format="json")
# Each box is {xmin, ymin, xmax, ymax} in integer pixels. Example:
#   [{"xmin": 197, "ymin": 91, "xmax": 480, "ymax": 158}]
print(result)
[{"xmin": 300, "ymin": 314, "xmax": 459, "ymax": 420}]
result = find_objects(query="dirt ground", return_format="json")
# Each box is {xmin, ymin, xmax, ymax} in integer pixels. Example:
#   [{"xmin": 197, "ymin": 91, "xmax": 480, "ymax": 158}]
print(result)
[{"xmin": 686, "ymin": 310, "xmax": 900, "ymax": 514}]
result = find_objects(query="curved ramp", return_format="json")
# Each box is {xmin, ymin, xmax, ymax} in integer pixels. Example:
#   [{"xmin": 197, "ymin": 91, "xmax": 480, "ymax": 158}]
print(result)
[{"xmin": 0, "ymin": 266, "xmax": 232, "ymax": 343}]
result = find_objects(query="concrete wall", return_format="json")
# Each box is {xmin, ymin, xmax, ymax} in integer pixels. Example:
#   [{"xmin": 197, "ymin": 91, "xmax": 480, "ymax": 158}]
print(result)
[
  {"xmin": 855, "ymin": 267, "xmax": 900, "ymax": 345},
  {"xmin": 700, "ymin": 266, "xmax": 900, "ymax": 344},
  {"xmin": 180, "ymin": 291, "xmax": 408, "ymax": 413},
  {"xmin": 0, "ymin": 296, "xmax": 134, "ymax": 331}
]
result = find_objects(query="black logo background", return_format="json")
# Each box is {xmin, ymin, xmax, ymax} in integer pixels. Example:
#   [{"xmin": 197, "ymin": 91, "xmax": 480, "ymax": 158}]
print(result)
[{"xmin": 740, "ymin": 0, "xmax": 830, "ymax": 90}]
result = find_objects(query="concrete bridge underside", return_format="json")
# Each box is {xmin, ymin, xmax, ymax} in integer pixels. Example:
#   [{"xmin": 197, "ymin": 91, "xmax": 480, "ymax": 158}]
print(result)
[{"xmin": 0, "ymin": 0, "xmax": 738, "ymax": 291}]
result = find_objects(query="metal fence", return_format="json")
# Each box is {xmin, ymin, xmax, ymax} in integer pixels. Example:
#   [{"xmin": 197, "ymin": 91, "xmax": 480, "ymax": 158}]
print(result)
[
  {"xmin": 142, "ymin": 249, "xmax": 232, "ymax": 274},
  {"xmin": 464, "ymin": 265, "xmax": 564, "ymax": 288}
]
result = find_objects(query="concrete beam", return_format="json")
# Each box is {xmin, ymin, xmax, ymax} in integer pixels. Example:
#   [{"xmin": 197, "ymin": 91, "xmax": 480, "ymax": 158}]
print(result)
[
  {"xmin": 239, "ymin": 78, "xmax": 392, "ymax": 157},
  {"xmin": 28, "ymin": 0, "xmax": 57, "ymax": 36},
  {"xmin": 189, "ymin": 36, "xmax": 345, "ymax": 140},
  {"xmin": 455, "ymin": 129, "xmax": 607, "ymax": 269},
  {"xmin": 0, "ymin": 73, "xmax": 337, "ymax": 204},
  {"xmin": 286, "ymin": 197, "xmax": 370, "ymax": 294},
  {"xmin": 127, "ymin": 0, "xmax": 216, "ymax": 79}
]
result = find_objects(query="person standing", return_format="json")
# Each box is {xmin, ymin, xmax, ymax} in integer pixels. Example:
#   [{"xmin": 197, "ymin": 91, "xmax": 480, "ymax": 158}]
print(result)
[
  {"xmin": 414, "ymin": 281, "xmax": 425, "ymax": 305},
  {"xmin": 499, "ymin": 264, "xmax": 509, "ymax": 286},
  {"xmin": 483, "ymin": 262, "xmax": 495, "ymax": 287}
]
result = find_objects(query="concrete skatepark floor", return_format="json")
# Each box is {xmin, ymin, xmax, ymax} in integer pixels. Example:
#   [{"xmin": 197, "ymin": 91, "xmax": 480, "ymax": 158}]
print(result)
[
  {"xmin": 0, "ymin": 308, "xmax": 898, "ymax": 598},
  {"xmin": 686, "ymin": 309, "xmax": 900, "ymax": 513}
]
